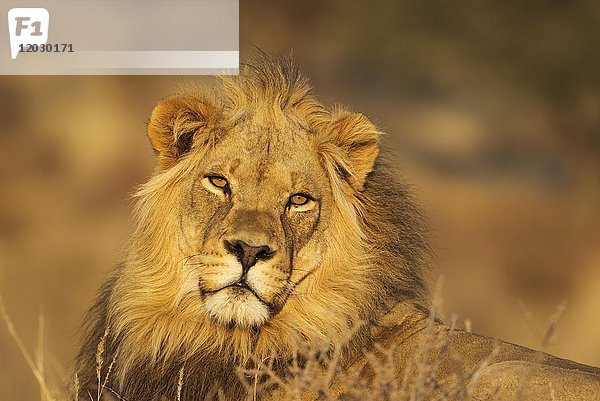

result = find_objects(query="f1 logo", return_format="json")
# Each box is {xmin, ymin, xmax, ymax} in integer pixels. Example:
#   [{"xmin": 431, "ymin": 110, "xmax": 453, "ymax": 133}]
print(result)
[{"xmin": 7, "ymin": 8, "xmax": 49, "ymax": 60}]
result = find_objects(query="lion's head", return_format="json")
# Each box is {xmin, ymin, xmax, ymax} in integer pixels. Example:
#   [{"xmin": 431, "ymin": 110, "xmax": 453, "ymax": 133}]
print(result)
[{"xmin": 105, "ymin": 54, "xmax": 428, "ymax": 376}]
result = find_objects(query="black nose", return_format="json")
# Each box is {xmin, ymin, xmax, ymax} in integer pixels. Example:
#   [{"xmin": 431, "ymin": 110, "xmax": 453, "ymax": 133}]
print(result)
[{"xmin": 224, "ymin": 240, "xmax": 274, "ymax": 273}]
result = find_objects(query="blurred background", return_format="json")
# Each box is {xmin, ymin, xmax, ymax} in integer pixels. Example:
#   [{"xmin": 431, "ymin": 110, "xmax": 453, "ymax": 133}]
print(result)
[{"xmin": 1, "ymin": 1, "xmax": 599, "ymax": 399}]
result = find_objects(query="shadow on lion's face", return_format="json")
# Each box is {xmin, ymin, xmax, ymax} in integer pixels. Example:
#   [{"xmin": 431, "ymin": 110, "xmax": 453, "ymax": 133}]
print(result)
[{"xmin": 177, "ymin": 120, "xmax": 333, "ymax": 328}]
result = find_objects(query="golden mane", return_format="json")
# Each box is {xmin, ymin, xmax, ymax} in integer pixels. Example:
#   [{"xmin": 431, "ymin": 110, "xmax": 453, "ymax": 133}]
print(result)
[{"xmin": 74, "ymin": 53, "xmax": 430, "ymax": 400}]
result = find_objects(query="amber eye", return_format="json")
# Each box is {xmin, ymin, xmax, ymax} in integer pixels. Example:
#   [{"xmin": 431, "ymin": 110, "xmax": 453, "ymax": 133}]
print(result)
[
  {"xmin": 289, "ymin": 194, "xmax": 310, "ymax": 206},
  {"xmin": 208, "ymin": 176, "xmax": 229, "ymax": 189}
]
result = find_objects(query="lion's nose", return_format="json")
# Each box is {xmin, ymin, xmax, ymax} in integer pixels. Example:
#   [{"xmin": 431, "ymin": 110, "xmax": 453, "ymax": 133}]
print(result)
[{"xmin": 224, "ymin": 240, "xmax": 274, "ymax": 273}]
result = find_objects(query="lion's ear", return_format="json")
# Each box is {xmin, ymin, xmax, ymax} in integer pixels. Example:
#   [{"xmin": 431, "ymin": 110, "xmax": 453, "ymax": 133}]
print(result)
[
  {"xmin": 318, "ymin": 111, "xmax": 381, "ymax": 191},
  {"xmin": 147, "ymin": 94, "xmax": 220, "ymax": 169}
]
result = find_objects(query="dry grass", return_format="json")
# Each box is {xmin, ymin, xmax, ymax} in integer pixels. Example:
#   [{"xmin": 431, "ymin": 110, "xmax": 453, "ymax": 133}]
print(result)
[
  {"xmin": 0, "ymin": 293, "xmax": 115, "ymax": 401},
  {"xmin": 0, "ymin": 294, "xmax": 57, "ymax": 401},
  {"xmin": 0, "ymin": 280, "xmax": 578, "ymax": 401},
  {"xmin": 231, "ymin": 279, "xmax": 500, "ymax": 400}
]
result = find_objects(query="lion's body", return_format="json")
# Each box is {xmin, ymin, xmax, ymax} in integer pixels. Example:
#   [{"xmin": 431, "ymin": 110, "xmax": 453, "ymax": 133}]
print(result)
[
  {"xmin": 365, "ymin": 305, "xmax": 600, "ymax": 401},
  {"xmin": 75, "ymin": 54, "xmax": 599, "ymax": 401}
]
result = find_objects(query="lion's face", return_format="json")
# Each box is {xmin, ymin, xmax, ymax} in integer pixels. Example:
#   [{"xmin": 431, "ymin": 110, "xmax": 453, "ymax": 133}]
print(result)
[
  {"xmin": 117, "ymin": 67, "xmax": 385, "ymax": 360},
  {"xmin": 177, "ymin": 119, "xmax": 332, "ymax": 328}
]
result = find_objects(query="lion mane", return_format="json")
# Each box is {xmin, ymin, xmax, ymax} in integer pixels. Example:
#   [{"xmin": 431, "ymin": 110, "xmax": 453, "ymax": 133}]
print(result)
[{"xmin": 74, "ymin": 53, "xmax": 430, "ymax": 400}]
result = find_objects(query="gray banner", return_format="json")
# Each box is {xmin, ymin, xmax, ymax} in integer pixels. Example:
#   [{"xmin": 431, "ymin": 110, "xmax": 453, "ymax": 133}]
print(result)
[{"xmin": 1, "ymin": 0, "xmax": 239, "ymax": 75}]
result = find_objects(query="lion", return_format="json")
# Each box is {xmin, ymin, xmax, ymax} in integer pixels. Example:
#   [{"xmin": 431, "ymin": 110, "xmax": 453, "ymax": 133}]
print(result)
[{"xmin": 74, "ymin": 53, "xmax": 600, "ymax": 401}]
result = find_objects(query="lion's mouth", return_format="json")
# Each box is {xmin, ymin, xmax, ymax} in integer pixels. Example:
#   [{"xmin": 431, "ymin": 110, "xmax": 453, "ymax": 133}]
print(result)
[
  {"xmin": 226, "ymin": 281, "xmax": 264, "ymax": 301},
  {"xmin": 203, "ymin": 280, "xmax": 273, "ymax": 309},
  {"xmin": 232, "ymin": 280, "xmax": 251, "ymax": 290}
]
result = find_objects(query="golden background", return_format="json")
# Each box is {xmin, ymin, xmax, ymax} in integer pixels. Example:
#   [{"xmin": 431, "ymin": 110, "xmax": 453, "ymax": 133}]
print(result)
[{"xmin": 1, "ymin": 2, "xmax": 599, "ymax": 399}]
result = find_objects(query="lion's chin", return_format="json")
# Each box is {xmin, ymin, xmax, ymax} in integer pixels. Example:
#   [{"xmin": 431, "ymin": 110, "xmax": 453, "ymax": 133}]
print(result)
[{"xmin": 203, "ymin": 287, "xmax": 270, "ymax": 328}]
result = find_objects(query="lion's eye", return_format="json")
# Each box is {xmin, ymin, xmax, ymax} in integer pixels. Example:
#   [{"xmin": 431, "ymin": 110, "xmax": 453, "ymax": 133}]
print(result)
[
  {"xmin": 289, "ymin": 194, "xmax": 310, "ymax": 206},
  {"xmin": 208, "ymin": 176, "xmax": 229, "ymax": 190}
]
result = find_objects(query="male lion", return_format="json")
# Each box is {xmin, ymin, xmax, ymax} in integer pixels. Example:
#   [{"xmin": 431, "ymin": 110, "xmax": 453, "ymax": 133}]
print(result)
[{"xmin": 75, "ymin": 54, "xmax": 600, "ymax": 401}]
